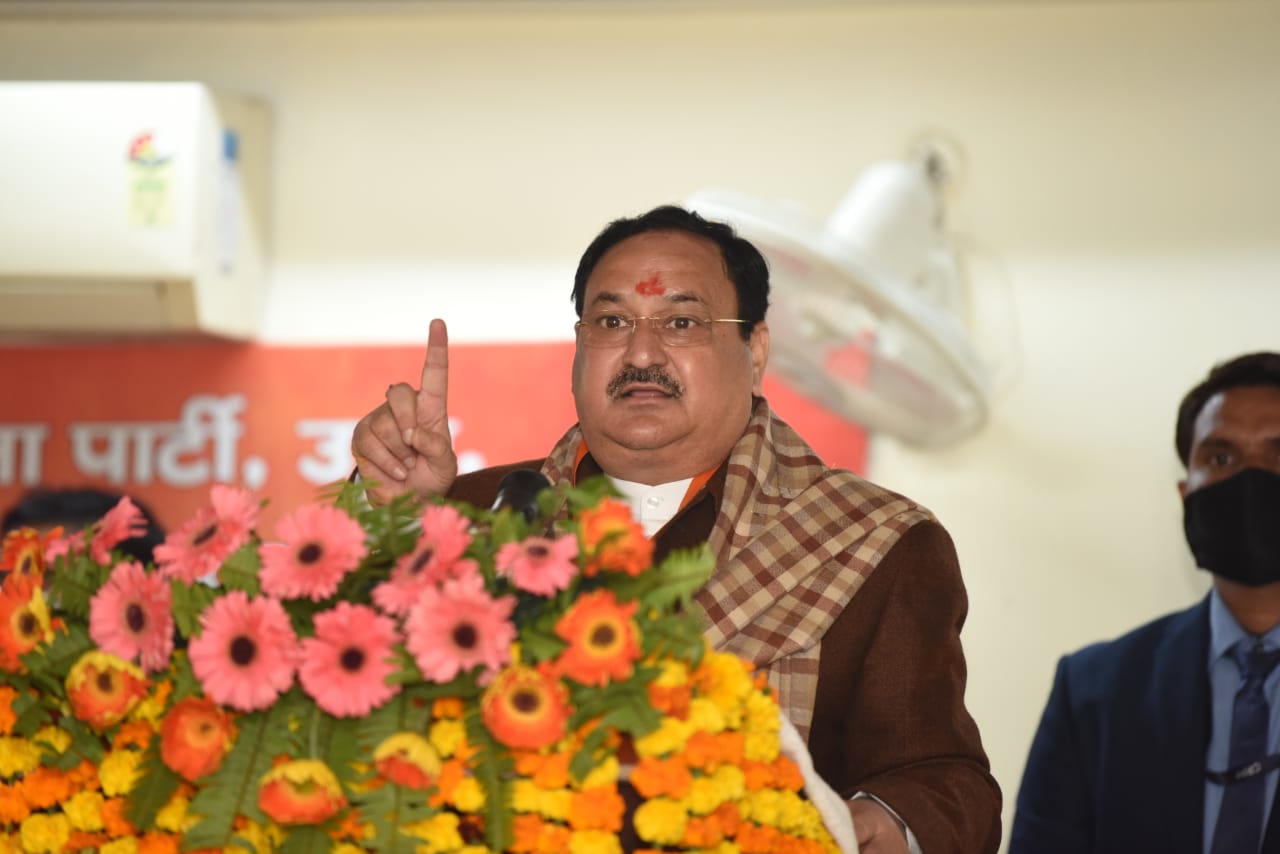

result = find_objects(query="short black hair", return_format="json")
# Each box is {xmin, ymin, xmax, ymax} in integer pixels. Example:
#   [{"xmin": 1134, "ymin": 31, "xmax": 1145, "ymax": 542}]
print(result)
[
  {"xmin": 1175, "ymin": 352, "xmax": 1280, "ymax": 464},
  {"xmin": 2, "ymin": 487, "xmax": 166, "ymax": 566},
  {"xmin": 571, "ymin": 205, "xmax": 770, "ymax": 340}
]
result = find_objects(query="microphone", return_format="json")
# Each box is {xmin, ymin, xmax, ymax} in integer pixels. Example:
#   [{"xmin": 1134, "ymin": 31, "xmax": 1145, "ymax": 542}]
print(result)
[{"xmin": 491, "ymin": 469, "xmax": 552, "ymax": 524}]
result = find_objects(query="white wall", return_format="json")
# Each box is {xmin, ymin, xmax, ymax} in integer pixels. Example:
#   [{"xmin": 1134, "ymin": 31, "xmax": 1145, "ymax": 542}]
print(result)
[{"xmin": 3, "ymin": 0, "xmax": 1279, "ymax": 845}]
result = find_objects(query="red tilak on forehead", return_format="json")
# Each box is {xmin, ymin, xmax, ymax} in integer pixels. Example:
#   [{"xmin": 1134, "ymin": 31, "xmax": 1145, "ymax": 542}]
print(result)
[{"xmin": 635, "ymin": 275, "xmax": 664, "ymax": 296}]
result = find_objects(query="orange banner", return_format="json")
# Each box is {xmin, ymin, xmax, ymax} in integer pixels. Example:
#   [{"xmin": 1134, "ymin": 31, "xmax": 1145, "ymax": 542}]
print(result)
[{"xmin": 0, "ymin": 342, "xmax": 865, "ymax": 538}]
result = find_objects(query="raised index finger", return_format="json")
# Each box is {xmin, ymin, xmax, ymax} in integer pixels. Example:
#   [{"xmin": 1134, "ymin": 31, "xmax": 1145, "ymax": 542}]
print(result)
[{"xmin": 417, "ymin": 318, "xmax": 450, "ymax": 429}]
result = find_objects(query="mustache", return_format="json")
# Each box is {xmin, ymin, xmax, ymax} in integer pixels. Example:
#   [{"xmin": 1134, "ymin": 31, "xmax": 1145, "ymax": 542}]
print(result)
[{"xmin": 607, "ymin": 366, "xmax": 684, "ymax": 399}]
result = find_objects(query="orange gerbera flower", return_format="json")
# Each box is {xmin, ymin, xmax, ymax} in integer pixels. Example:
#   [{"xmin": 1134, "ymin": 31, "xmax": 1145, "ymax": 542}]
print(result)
[
  {"xmin": 577, "ymin": 498, "xmax": 652, "ymax": 577},
  {"xmin": 160, "ymin": 697, "xmax": 236, "ymax": 782},
  {"xmin": 566, "ymin": 785, "xmax": 625, "ymax": 832},
  {"xmin": 481, "ymin": 664, "xmax": 570, "ymax": 750},
  {"xmin": 257, "ymin": 759, "xmax": 347, "ymax": 825},
  {"xmin": 1, "ymin": 527, "xmax": 52, "ymax": 583},
  {"xmin": 373, "ymin": 732, "xmax": 442, "ymax": 790},
  {"xmin": 65, "ymin": 651, "xmax": 149, "ymax": 730},
  {"xmin": 553, "ymin": 589, "xmax": 641, "ymax": 686},
  {"xmin": 0, "ymin": 578, "xmax": 53, "ymax": 672}
]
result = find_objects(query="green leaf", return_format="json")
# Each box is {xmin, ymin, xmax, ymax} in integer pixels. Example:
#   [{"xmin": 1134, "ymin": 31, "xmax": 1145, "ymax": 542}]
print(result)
[
  {"xmin": 171, "ymin": 582, "xmax": 218, "ymax": 640},
  {"xmin": 466, "ymin": 706, "xmax": 513, "ymax": 853},
  {"xmin": 218, "ymin": 542, "xmax": 263, "ymax": 595},
  {"xmin": 182, "ymin": 707, "xmax": 290, "ymax": 849},
  {"xmin": 125, "ymin": 736, "xmax": 182, "ymax": 830},
  {"xmin": 279, "ymin": 825, "xmax": 334, "ymax": 854},
  {"xmin": 45, "ymin": 555, "xmax": 109, "ymax": 619}
]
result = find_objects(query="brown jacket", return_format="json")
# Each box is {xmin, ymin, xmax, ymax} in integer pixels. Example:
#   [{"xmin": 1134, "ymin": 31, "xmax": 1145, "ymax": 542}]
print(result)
[{"xmin": 448, "ymin": 404, "xmax": 1001, "ymax": 853}]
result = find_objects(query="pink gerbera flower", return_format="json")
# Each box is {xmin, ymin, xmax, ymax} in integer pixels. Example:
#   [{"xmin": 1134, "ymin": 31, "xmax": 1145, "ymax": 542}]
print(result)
[
  {"xmin": 189, "ymin": 590, "xmax": 298, "ymax": 712},
  {"xmin": 405, "ymin": 573, "xmax": 516, "ymax": 684},
  {"xmin": 299, "ymin": 602, "xmax": 400, "ymax": 717},
  {"xmin": 495, "ymin": 534, "xmax": 580, "ymax": 596},
  {"xmin": 155, "ymin": 485, "xmax": 260, "ymax": 584},
  {"xmin": 45, "ymin": 528, "xmax": 85, "ymax": 564},
  {"xmin": 372, "ymin": 504, "xmax": 476, "ymax": 616},
  {"xmin": 259, "ymin": 504, "xmax": 368, "ymax": 601},
  {"xmin": 89, "ymin": 560, "xmax": 174, "ymax": 673},
  {"xmin": 90, "ymin": 496, "xmax": 147, "ymax": 565}
]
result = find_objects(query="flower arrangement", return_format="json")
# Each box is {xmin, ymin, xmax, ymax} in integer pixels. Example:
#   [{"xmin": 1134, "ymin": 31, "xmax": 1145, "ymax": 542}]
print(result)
[{"xmin": 0, "ymin": 477, "xmax": 843, "ymax": 854}]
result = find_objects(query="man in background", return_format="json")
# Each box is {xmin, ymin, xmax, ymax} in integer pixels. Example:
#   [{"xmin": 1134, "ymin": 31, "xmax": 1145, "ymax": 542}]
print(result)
[
  {"xmin": 353, "ymin": 205, "xmax": 1000, "ymax": 853},
  {"xmin": 1011, "ymin": 351, "xmax": 1280, "ymax": 854}
]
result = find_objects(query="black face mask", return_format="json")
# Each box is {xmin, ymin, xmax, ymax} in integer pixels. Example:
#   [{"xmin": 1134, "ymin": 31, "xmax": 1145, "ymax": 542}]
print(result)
[{"xmin": 1183, "ymin": 467, "xmax": 1280, "ymax": 586}]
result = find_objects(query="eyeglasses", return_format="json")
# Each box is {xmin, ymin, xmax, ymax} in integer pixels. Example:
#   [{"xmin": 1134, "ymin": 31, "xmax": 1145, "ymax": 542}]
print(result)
[{"xmin": 574, "ymin": 312, "xmax": 749, "ymax": 348}]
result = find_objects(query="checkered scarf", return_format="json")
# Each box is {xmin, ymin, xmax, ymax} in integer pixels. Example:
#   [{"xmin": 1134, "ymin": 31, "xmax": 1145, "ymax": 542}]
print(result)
[{"xmin": 541, "ymin": 398, "xmax": 932, "ymax": 737}]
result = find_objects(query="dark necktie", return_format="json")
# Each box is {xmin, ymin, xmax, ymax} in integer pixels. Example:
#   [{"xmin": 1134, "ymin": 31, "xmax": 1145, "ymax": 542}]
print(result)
[{"xmin": 1211, "ymin": 640, "xmax": 1280, "ymax": 854}]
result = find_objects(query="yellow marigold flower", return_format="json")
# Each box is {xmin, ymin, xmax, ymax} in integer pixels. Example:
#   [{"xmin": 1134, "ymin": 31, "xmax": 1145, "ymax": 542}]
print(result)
[
  {"xmin": 405, "ymin": 812, "xmax": 463, "ymax": 851},
  {"xmin": 62, "ymin": 789, "xmax": 106, "ymax": 831},
  {"xmin": 230, "ymin": 818, "xmax": 283, "ymax": 854},
  {"xmin": 331, "ymin": 845, "xmax": 366, "ymax": 854},
  {"xmin": 686, "ymin": 697, "xmax": 728, "ymax": 735},
  {"xmin": 567, "ymin": 828, "xmax": 622, "ymax": 854},
  {"xmin": 457, "ymin": 848, "xmax": 495, "ymax": 854},
  {"xmin": 775, "ymin": 791, "xmax": 826, "ymax": 838},
  {"xmin": 577, "ymin": 754, "xmax": 619, "ymax": 789},
  {"xmin": 32, "ymin": 726, "xmax": 70, "ymax": 754},
  {"xmin": 154, "ymin": 793, "xmax": 198, "ymax": 833},
  {"xmin": 653, "ymin": 658, "xmax": 689, "ymax": 688},
  {"xmin": 634, "ymin": 716, "xmax": 692, "ymax": 758},
  {"xmin": 99, "ymin": 748, "xmax": 142, "ymax": 796},
  {"xmin": 537, "ymin": 787, "xmax": 572, "ymax": 821},
  {"xmin": 717, "ymin": 766, "xmax": 748, "ymax": 801},
  {"xmin": 18, "ymin": 812, "xmax": 70, "ymax": 854},
  {"xmin": 511, "ymin": 778, "xmax": 541, "ymax": 813},
  {"xmin": 742, "ymin": 690, "xmax": 778, "ymax": 736},
  {"xmin": 0, "ymin": 831, "xmax": 21, "ymax": 854},
  {"xmin": 100, "ymin": 837, "xmax": 139, "ymax": 854},
  {"xmin": 696, "ymin": 651, "xmax": 753, "ymax": 710},
  {"xmin": 633, "ymin": 797, "xmax": 688, "ymax": 846},
  {"xmin": 741, "ymin": 789, "xmax": 783, "ymax": 827},
  {"xmin": 685, "ymin": 775, "xmax": 728, "ymax": 816},
  {"xmin": 452, "ymin": 776, "xmax": 487, "ymax": 812},
  {"xmin": 742, "ymin": 729, "xmax": 779, "ymax": 763},
  {"xmin": 0, "ymin": 737, "xmax": 40, "ymax": 779},
  {"xmin": 428, "ymin": 718, "xmax": 467, "ymax": 758},
  {"xmin": 129, "ymin": 679, "xmax": 172, "ymax": 724}
]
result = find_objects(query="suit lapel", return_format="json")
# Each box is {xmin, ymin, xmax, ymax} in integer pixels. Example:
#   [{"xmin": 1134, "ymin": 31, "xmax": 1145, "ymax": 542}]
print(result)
[{"xmin": 1150, "ymin": 598, "xmax": 1212, "ymax": 854}]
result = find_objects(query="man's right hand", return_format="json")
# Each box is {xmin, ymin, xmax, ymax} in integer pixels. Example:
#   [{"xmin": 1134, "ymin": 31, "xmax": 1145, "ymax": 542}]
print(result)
[{"xmin": 351, "ymin": 318, "xmax": 459, "ymax": 506}]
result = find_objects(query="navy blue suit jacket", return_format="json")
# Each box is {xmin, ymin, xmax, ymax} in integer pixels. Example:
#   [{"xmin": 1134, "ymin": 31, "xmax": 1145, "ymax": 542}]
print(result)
[{"xmin": 1011, "ymin": 597, "xmax": 1280, "ymax": 853}]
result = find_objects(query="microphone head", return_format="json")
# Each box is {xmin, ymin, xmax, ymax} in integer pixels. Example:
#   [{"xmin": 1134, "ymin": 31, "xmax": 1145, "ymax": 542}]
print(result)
[{"xmin": 491, "ymin": 469, "xmax": 552, "ymax": 524}]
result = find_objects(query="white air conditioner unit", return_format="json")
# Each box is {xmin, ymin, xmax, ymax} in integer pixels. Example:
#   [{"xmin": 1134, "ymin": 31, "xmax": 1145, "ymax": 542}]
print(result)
[{"xmin": 0, "ymin": 82, "xmax": 268, "ymax": 339}]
